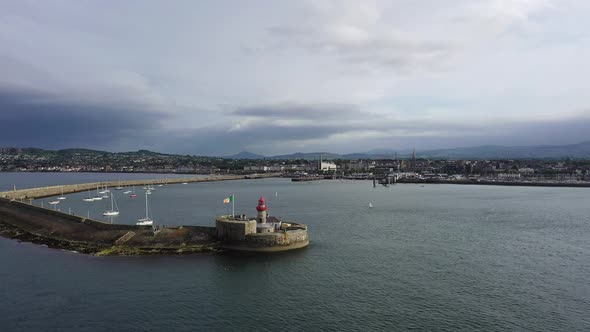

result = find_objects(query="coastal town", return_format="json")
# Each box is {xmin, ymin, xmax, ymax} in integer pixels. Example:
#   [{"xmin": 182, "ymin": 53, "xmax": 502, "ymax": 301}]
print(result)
[{"xmin": 1, "ymin": 147, "xmax": 589, "ymax": 184}]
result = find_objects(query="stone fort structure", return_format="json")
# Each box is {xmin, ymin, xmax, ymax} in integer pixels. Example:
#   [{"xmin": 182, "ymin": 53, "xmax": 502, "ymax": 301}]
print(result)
[{"xmin": 215, "ymin": 197, "xmax": 309, "ymax": 252}]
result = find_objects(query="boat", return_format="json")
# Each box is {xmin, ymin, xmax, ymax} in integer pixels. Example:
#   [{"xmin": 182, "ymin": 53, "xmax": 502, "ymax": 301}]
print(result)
[
  {"xmin": 182, "ymin": 182, "xmax": 188, "ymax": 185},
  {"xmin": 93, "ymin": 185, "xmax": 103, "ymax": 200},
  {"xmin": 146, "ymin": 190, "xmax": 152, "ymax": 195},
  {"xmin": 82, "ymin": 193, "xmax": 94, "ymax": 202},
  {"xmin": 157, "ymin": 184, "xmax": 163, "ymax": 187},
  {"xmin": 57, "ymin": 187, "xmax": 67, "ymax": 200},
  {"xmin": 102, "ymin": 192, "xmax": 120, "ymax": 216},
  {"xmin": 130, "ymin": 186, "xmax": 137, "ymax": 198},
  {"xmin": 136, "ymin": 192, "xmax": 154, "ymax": 226},
  {"xmin": 115, "ymin": 186, "xmax": 123, "ymax": 190},
  {"xmin": 48, "ymin": 200, "xmax": 60, "ymax": 211},
  {"xmin": 369, "ymin": 202, "xmax": 373, "ymax": 208}
]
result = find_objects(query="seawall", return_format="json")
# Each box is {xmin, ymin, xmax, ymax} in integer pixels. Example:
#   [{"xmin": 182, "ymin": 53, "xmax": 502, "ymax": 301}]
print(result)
[
  {"xmin": 0, "ymin": 173, "xmax": 281, "ymax": 200},
  {"xmin": 0, "ymin": 196, "xmax": 220, "ymax": 255},
  {"xmin": 397, "ymin": 178, "xmax": 590, "ymax": 187}
]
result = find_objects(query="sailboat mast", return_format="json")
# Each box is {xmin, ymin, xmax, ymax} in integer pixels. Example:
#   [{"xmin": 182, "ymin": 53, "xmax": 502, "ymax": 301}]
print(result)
[{"xmin": 145, "ymin": 192, "xmax": 149, "ymax": 219}]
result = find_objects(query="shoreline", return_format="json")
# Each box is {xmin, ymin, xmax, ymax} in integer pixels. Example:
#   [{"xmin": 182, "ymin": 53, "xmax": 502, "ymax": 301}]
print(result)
[{"xmin": 395, "ymin": 178, "xmax": 590, "ymax": 188}]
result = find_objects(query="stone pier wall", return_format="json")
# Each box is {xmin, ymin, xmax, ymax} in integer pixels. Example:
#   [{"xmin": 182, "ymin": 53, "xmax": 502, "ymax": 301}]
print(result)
[
  {"xmin": 0, "ymin": 198, "xmax": 151, "ymax": 231},
  {"xmin": 0, "ymin": 173, "xmax": 281, "ymax": 200}
]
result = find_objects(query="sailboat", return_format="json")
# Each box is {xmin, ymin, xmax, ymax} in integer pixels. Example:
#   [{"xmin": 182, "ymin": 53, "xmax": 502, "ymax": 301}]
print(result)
[
  {"xmin": 93, "ymin": 185, "xmax": 103, "ymax": 201},
  {"xmin": 57, "ymin": 187, "xmax": 67, "ymax": 200},
  {"xmin": 123, "ymin": 186, "xmax": 132, "ymax": 194},
  {"xmin": 83, "ymin": 190, "xmax": 94, "ymax": 202},
  {"xmin": 136, "ymin": 192, "xmax": 153, "ymax": 226},
  {"xmin": 48, "ymin": 200, "xmax": 60, "ymax": 210},
  {"xmin": 130, "ymin": 186, "xmax": 137, "ymax": 198},
  {"xmin": 369, "ymin": 202, "xmax": 373, "ymax": 208},
  {"xmin": 103, "ymin": 192, "xmax": 120, "ymax": 216},
  {"xmin": 98, "ymin": 184, "xmax": 108, "ymax": 194}
]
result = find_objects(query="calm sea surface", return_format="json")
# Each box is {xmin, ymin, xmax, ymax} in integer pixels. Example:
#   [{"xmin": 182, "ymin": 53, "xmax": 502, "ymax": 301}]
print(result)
[{"xmin": 1, "ymin": 173, "xmax": 589, "ymax": 331}]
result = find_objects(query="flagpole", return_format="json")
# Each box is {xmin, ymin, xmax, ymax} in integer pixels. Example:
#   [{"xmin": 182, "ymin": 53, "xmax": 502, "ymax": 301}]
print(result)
[{"xmin": 232, "ymin": 193, "xmax": 235, "ymax": 218}]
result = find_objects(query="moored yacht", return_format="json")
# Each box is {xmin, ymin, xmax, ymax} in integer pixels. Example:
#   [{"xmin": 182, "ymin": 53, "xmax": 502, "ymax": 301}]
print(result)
[{"xmin": 136, "ymin": 192, "xmax": 154, "ymax": 226}]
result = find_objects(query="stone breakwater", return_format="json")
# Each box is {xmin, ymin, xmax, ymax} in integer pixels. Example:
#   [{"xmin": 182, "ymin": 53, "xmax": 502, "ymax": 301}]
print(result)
[
  {"xmin": 0, "ymin": 173, "xmax": 280, "ymax": 200},
  {"xmin": 0, "ymin": 196, "xmax": 220, "ymax": 255},
  {"xmin": 396, "ymin": 178, "xmax": 590, "ymax": 187},
  {"xmin": 0, "ymin": 174, "xmax": 309, "ymax": 255}
]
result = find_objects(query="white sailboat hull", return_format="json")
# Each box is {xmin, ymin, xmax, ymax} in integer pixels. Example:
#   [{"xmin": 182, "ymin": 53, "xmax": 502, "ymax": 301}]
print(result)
[{"xmin": 136, "ymin": 219, "xmax": 153, "ymax": 226}]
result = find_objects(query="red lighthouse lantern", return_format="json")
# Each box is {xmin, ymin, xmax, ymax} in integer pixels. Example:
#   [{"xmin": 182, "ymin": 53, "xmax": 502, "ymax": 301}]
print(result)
[{"xmin": 256, "ymin": 196, "xmax": 267, "ymax": 223}]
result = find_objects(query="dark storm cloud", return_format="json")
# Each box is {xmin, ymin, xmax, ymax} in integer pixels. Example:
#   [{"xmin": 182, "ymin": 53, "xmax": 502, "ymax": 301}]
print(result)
[
  {"xmin": 156, "ymin": 112, "xmax": 590, "ymax": 156},
  {"xmin": 0, "ymin": 85, "xmax": 164, "ymax": 150},
  {"xmin": 234, "ymin": 102, "xmax": 362, "ymax": 120}
]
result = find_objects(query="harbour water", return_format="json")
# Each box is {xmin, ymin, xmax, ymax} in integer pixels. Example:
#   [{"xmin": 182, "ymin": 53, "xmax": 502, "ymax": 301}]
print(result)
[{"xmin": 1, "ymin": 173, "xmax": 589, "ymax": 331}]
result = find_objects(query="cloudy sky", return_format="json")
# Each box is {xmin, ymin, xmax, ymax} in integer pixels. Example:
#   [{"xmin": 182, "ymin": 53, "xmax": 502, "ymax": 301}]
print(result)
[{"xmin": 1, "ymin": 0, "xmax": 589, "ymax": 155}]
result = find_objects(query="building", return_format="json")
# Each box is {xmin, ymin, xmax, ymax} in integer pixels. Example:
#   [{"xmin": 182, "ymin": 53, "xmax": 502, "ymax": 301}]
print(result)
[{"xmin": 318, "ymin": 154, "xmax": 337, "ymax": 171}]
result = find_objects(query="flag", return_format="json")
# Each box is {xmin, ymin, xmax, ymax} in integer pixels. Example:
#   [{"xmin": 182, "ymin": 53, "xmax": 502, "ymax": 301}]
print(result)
[{"xmin": 223, "ymin": 195, "xmax": 234, "ymax": 204}]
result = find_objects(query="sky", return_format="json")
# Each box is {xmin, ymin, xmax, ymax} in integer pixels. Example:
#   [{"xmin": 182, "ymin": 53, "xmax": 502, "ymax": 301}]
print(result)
[{"xmin": 1, "ymin": 0, "xmax": 589, "ymax": 156}]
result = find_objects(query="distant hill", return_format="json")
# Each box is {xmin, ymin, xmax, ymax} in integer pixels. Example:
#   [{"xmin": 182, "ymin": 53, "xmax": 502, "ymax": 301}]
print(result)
[
  {"xmin": 3, "ymin": 141, "xmax": 590, "ymax": 160},
  {"xmin": 418, "ymin": 141, "xmax": 590, "ymax": 159},
  {"xmin": 269, "ymin": 152, "xmax": 341, "ymax": 160},
  {"xmin": 224, "ymin": 151, "xmax": 267, "ymax": 160}
]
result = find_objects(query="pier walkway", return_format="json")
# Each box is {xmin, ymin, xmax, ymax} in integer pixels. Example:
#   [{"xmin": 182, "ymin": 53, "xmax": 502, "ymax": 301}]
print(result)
[{"xmin": 0, "ymin": 173, "xmax": 280, "ymax": 200}]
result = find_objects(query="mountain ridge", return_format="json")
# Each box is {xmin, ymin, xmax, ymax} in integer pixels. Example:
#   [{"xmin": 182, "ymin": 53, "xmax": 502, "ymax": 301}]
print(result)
[{"xmin": 3, "ymin": 141, "xmax": 590, "ymax": 160}]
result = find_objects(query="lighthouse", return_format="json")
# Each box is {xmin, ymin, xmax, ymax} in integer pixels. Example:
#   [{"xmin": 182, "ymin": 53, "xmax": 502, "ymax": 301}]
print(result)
[{"xmin": 256, "ymin": 196, "xmax": 267, "ymax": 224}]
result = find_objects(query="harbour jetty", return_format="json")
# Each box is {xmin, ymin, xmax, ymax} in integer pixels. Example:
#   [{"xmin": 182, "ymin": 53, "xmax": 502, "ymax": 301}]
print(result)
[
  {"xmin": 0, "ymin": 173, "xmax": 280, "ymax": 200},
  {"xmin": 396, "ymin": 178, "xmax": 590, "ymax": 187},
  {"xmin": 0, "ymin": 174, "xmax": 309, "ymax": 255}
]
